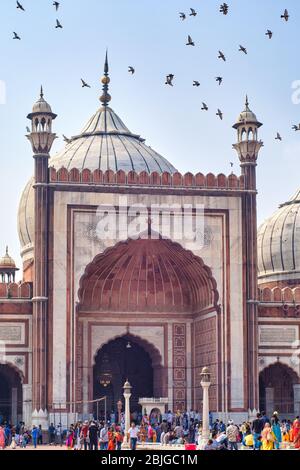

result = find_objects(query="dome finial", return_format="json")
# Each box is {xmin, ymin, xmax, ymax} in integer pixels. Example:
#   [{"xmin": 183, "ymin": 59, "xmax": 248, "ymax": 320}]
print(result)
[
  {"xmin": 40, "ymin": 85, "xmax": 44, "ymax": 99},
  {"xmin": 245, "ymin": 94, "xmax": 249, "ymax": 109},
  {"xmin": 100, "ymin": 50, "xmax": 111, "ymax": 107},
  {"xmin": 6, "ymin": 246, "xmax": 8, "ymax": 255}
]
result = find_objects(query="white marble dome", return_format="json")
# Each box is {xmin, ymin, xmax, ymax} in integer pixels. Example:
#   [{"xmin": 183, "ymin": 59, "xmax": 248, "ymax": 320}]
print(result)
[
  {"xmin": 258, "ymin": 188, "xmax": 300, "ymax": 284},
  {"xmin": 18, "ymin": 101, "xmax": 177, "ymax": 259}
]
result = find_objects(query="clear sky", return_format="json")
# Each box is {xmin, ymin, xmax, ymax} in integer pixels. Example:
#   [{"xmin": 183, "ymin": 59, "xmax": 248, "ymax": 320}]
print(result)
[{"xmin": 0, "ymin": 0, "xmax": 300, "ymax": 271}]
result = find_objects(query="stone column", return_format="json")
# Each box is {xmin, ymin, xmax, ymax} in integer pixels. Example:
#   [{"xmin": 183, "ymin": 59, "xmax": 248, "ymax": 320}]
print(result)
[
  {"xmin": 122, "ymin": 380, "xmax": 132, "ymax": 450},
  {"xmin": 11, "ymin": 387, "xmax": 18, "ymax": 425},
  {"xmin": 199, "ymin": 367, "xmax": 211, "ymax": 449},
  {"xmin": 265, "ymin": 387, "xmax": 274, "ymax": 418},
  {"xmin": 293, "ymin": 384, "xmax": 300, "ymax": 416},
  {"xmin": 22, "ymin": 384, "xmax": 32, "ymax": 427}
]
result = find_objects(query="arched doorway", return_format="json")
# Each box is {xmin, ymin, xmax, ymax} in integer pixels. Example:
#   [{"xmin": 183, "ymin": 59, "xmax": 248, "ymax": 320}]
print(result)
[
  {"xmin": 259, "ymin": 363, "xmax": 299, "ymax": 417},
  {"xmin": 0, "ymin": 364, "xmax": 23, "ymax": 425},
  {"xmin": 93, "ymin": 336, "xmax": 158, "ymax": 417}
]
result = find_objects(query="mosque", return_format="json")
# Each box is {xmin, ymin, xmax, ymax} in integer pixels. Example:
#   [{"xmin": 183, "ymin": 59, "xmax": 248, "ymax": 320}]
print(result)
[{"xmin": 0, "ymin": 56, "xmax": 299, "ymax": 427}]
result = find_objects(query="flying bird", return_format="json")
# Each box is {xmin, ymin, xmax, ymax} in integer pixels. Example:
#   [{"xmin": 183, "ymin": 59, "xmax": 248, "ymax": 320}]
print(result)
[
  {"xmin": 81, "ymin": 79, "xmax": 91, "ymax": 88},
  {"xmin": 179, "ymin": 12, "xmax": 186, "ymax": 20},
  {"xmin": 215, "ymin": 76, "xmax": 223, "ymax": 85},
  {"xmin": 275, "ymin": 132, "xmax": 282, "ymax": 141},
  {"xmin": 16, "ymin": 1, "xmax": 25, "ymax": 11},
  {"xmin": 53, "ymin": 1, "xmax": 60, "ymax": 10},
  {"xmin": 218, "ymin": 51, "xmax": 226, "ymax": 61},
  {"xmin": 193, "ymin": 81, "xmax": 200, "ymax": 87},
  {"xmin": 239, "ymin": 45, "xmax": 247, "ymax": 54},
  {"xmin": 265, "ymin": 30, "xmax": 273, "ymax": 39},
  {"xmin": 63, "ymin": 135, "xmax": 71, "ymax": 143},
  {"xmin": 281, "ymin": 9, "xmax": 289, "ymax": 21},
  {"xmin": 186, "ymin": 35, "xmax": 195, "ymax": 46},
  {"xmin": 55, "ymin": 19, "xmax": 63, "ymax": 29},
  {"xmin": 26, "ymin": 126, "xmax": 31, "ymax": 133},
  {"xmin": 292, "ymin": 124, "xmax": 300, "ymax": 131},
  {"xmin": 216, "ymin": 109, "xmax": 223, "ymax": 120},
  {"xmin": 128, "ymin": 66, "xmax": 135, "ymax": 75},
  {"xmin": 13, "ymin": 32, "xmax": 21, "ymax": 40},
  {"xmin": 230, "ymin": 162, "xmax": 234, "ymax": 167},
  {"xmin": 201, "ymin": 102, "xmax": 208, "ymax": 111},
  {"xmin": 189, "ymin": 8, "xmax": 197, "ymax": 17},
  {"xmin": 220, "ymin": 3, "xmax": 229, "ymax": 15},
  {"xmin": 165, "ymin": 74, "xmax": 174, "ymax": 86}
]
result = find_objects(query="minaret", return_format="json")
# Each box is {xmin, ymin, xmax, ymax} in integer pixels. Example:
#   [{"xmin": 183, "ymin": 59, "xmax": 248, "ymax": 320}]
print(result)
[
  {"xmin": 26, "ymin": 87, "xmax": 57, "ymax": 426},
  {"xmin": 233, "ymin": 97, "xmax": 263, "ymax": 412},
  {"xmin": 0, "ymin": 246, "xmax": 19, "ymax": 283}
]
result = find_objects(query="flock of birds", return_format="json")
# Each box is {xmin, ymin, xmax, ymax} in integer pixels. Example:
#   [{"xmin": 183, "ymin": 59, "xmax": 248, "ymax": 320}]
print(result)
[{"xmin": 11, "ymin": 2, "xmax": 300, "ymax": 139}]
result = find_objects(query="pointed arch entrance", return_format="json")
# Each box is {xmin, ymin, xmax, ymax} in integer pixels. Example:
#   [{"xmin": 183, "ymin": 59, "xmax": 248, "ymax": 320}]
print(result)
[
  {"xmin": 76, "ymin": 236, "xmax": 220, "ymax": 413},
  {"xmin": 0, "ymin": 364, "xmax": 23, "ymax": 425},
  {"xmin": 259, "ymin": 363, "xmax": 300, "ymax": 417},
  {"xmin": 93, "ymin": 334, "xmax": 162, "ymax": 415}
]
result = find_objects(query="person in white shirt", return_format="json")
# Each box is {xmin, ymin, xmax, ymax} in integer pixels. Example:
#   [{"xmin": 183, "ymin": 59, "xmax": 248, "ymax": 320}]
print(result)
[{"xmin": 128, "ymin": 422, "xmax": 139, "ymax": 450}]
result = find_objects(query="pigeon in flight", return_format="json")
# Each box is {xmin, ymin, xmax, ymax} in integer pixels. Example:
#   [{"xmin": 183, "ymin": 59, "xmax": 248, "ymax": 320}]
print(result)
[
  {"xmin": 63, "ymin": 135, "xmax": 71, "ymax": 143},
  {"xmin": 13, "ymin": 32, "xmax": 21, "ymax": 40},
  {"xmin": 239, "ymin": 45, "xmax": 247, "ymax": 54},
  {"xmin": 189, "ymin": 8, "xmax": 197, "ymax": 17},
  {"xmin": 275, "ymin": 132, "xmax": 282, "ymax": 141},
  {"xmin": 179, "ymin": 12, "xmax": 186, "ymax": 20},
  {"xmin": 201, "ymin": 102, "xmax": 208, "ymax": 111},
  {"xmin": 55, "ymin": 19, "xmax": 63, "ymax": 29},
  {"xmin": 26, "ymin": 126, "xmax": 31, "ymax": 133},
  {"xmin": 128, "ymin": 66, "xmax": 135, "ymax": 75},
  {"xmin": 81, "ymin": 79, "xmax": 91, "ymax": 88},
  {"xmin": 16, "ymin": 1, "xmax": 25, "ymax": 11},
  {"xmin": 265, "ymin": 30, "xmax": 273, "ymax": 39},
  {"xmin": 53, "ymin": 1, "xmax": 60, "ymax": 10},
  {"xmin": 186, "ymin": 35, "xmax": 195, "ymax": 46},
  {"xmin": 216, "ymin": 109, "xmax": 223, "ymax": 120},
  {"xmin": 292, "ymin": 124, "xmax": 300, "ymax": 131},
  {"xmin": 230, "ymin": 162, "xmax": 234, "ymax": 167},
  {"xmin": 281, "ymin": 9, "xmax": 289, "ymax": 21},
  {"xmin": 218, "ymin": 51, "xmax": 226, "ymax": 61},
  {"xmin": 165, "ymin": 74, "xmax": 174, "ymax": 86},
  {"xmin": 220, "ymin": 3, "xmax": 229, "ymax": 15},
  {"xmin": 216, "ymin": 76, "xmax": 223, "ymax": 85},
  {"xmin": 193, "ymin": 81, "xmax": 200, "ymax": 87}
]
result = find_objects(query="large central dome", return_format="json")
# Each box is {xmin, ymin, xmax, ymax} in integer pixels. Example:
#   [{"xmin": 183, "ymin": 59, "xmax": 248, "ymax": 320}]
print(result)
[
  {"xmin": 49, "ymin": 105, "xmax": 176, "ymax": 173},
  {"xmin": 18, "ymin": 57, "xmax": 177, "ymax": 262}
]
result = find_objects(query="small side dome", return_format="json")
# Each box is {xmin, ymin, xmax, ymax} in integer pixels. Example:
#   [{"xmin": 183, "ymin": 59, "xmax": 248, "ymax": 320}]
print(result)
[
  {"xmin": 258, "ymin": 188, "xmax": 300, "ymax": 285},
  {"xmin": 27, "ymin": 87, "xmax": 57, "ymax": 120},
  {"xmin": 0, "ymin": 247, "xmax": 16, "ymax": 269},
  {"xmin": 233, "ymin": 96, "xmax": 262, "ymax": 129}
]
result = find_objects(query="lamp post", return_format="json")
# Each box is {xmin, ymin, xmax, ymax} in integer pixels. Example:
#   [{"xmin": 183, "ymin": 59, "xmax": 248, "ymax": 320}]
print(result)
[
  {"xmin": 199, "ymin": 366, "xmax": 211, "ymax": 449},
  {"xmin": 122, "ymin": 380, "xmax": 132, "ymax": 450}
]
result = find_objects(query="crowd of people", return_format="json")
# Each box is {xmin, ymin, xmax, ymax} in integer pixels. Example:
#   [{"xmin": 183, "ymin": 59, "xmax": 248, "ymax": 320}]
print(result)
[{"xmin": 0, "ymin": 409, "xmax": 299, "ymax": 450}]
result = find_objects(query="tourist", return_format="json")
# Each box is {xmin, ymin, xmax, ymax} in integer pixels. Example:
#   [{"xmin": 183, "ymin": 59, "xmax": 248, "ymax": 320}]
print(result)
[
  {"xmin": 261, "ymin": 422, "xmax": 275, "ymax": 450},
  {"xmin": 226, "ymin": 420, "xmax": 239, "ymax": 450},
  {"xmin": 271, "ymin": 413, "xmax": 281, "ymax": 449},
  {"xmin": 107, "ymin": 426, "xmax": 116, "ymax": 450},
  {"xmin": 88, "ymin": 421, "xmax": 99, "ymax": 450},
  {"xmin": 66, "ymin": 425, "xmax": 75, "ymax": 450},
  {"xmin": 32, "ymin": 425, "xmax": 39, "ymax": 449},
  {"xmin": 99, "ymin": 424, "xmax": 109, "ymax": 450},
  {"xmin": 115, "ymin": 427, "xmax": 123, "ymax": 450},
  {"xmin": 0, "ymin": 425, "xmax": 5, "ymax": 450},
  {"xmin": 48, "ymin": 422, "xmax": 55, "ymax": 445},
  {"xmin": 37, "ymin": 425, "xmax": 42, "ymax": 445},
  {"xmin": 204, "ymin": 438, "xmax": 217, "ymax": 450},
  {"xmin": 128, "ymin": 422, "xmax": 139, "ymax": 450},
  {"xmin": 251, "ymin": 412, "xmax": 264, "ymax": 449},
  {"xmin": 292, "ymin": 416, "xmax": 300, "ymax": 449},
  {"xmin": 80, "ymin": 420, "xmax": 89, "ymax": 450}
]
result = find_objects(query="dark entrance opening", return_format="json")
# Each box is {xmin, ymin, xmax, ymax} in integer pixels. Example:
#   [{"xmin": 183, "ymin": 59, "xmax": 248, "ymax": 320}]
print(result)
[
  {"xmin": 93, "ymin": 336, "xmax": 154, "ymax": 417},
  {"xmin": 0, "ymin": 364, "xmax": 23, "ymax": 425}
]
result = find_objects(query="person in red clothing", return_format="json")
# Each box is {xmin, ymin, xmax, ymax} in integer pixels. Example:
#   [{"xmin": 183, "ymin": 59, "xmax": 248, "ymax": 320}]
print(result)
[
  {"xmin": 293, "ymin": 417, "xmax": 300, "ymax": 449},
  {"xmin": 107, "ymin": 427, "xmax": 116, "ymax": 450},
  {"xmin": 80, "ymin": 421, "xmax": 89, "ymax": 450}
]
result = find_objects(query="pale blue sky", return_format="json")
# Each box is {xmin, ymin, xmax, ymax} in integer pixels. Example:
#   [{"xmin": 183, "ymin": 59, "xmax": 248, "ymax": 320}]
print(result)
[{"xmin": 0, "ymin": 0, "xmax": 300, "ymax": 269}]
